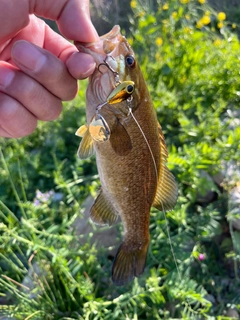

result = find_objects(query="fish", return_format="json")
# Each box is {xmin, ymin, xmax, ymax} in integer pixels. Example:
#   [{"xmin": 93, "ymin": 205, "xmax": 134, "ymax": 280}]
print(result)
[{"xmin": 75, "ymin": 25, "xmax": 178, "ymax": 286}]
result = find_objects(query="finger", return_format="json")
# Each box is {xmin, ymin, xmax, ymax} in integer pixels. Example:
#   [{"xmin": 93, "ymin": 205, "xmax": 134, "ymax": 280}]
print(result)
[
  {"xmin": 0, "ymin": 62, "xmax": 62, "ymax": 121},
  {"xmin": 0, "ymin": 0, "xmax": 99, "ymax": 46},
  {"xmin": 66, "ymin": 52, "xmax": 96, "ymax": 80},
  {"xmin": 11, "ymin": 39, "xmax": 78, "ymax": 100},
  {"xmin": 0, "ymin": 15, "xmax": 45, "ymax": 62},
  {"xmin": 10, "ymin": 17, "xmax": 96, "ymax": 83},
  {"xmin": 0, "ymin": 92, "xmax": 37, "ymax": 138},
  {"xmin": 43, "ymin": 23, "xmax": 96, "ymax": 79},
  {"xmin": 29, "ymin": 0, "xmax": 99, "ymax": 42},
  {"xmin": 0, "ymin": 0, "xmax": 29, "ymax": 45}
]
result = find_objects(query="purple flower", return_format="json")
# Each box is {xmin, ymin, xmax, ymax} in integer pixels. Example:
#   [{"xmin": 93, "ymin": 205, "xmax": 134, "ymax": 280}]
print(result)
[
  {"xmin": 33, "ymin": 189, "xmax": 54, "ymax": 206},
  {"xmin": 198, "ymin": 253, "xmax": 205, "ymax": 261},
  {"xmin": 33, "ymin": 199, "xmax": 41, "ymax": 207}
]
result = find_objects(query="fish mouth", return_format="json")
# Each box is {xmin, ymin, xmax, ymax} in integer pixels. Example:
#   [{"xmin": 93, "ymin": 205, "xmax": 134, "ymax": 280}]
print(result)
[
  {"xmin": 75, "ymin": 25, "xmax": 128, "ymax": 106},
  {"xmin": 74, "ymin": 25, "xmax": 122, "ymax": 64}
]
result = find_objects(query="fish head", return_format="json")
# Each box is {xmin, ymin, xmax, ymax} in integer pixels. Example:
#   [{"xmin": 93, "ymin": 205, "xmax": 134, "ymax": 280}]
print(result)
[{"xmin": 75, "ymin": 25, "xmax": 142, "ymax": 123}]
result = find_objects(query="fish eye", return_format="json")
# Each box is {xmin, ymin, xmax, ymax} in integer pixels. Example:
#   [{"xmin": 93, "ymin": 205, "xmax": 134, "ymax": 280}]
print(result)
[
  {"xmin": 125, "ymin": 55, "xmax": 135, "ymax": 68},
  {"xmin": 127, "ymin": 84, "xmax": 134, "ymax": 94}
]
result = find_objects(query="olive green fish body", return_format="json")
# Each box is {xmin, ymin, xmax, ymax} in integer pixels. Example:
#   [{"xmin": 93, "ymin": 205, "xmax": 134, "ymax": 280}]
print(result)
[
  {"xmin": 75, "ymin": 26, "xmax": 178, "ymax": 286},
  {"xmin": 93, "ymin": 100, "xmax": 159, "ymax": 285}
]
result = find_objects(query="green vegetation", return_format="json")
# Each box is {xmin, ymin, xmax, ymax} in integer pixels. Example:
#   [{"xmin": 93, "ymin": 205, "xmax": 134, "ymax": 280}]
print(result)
[{"xmin": 1, "ymin": 0, "xmax": 240, "ymax": 318}]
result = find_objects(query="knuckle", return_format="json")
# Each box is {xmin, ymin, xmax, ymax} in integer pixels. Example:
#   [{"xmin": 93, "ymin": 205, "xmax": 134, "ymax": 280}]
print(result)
[
  {"xmin": 17, "ymin": 80, "xmax": 62, "ymax": 121},
  {"xmin": 52, "ymin": 72, "xmax": 77, "ymax": 101},
  {"xmin": 0, "ymin": 93, "xmax": 37, "ymax": 138},
  {"xmin": 40, "ymin": 100, "xmax": 63, "ymax": 121},
  {"xmin": 42, "ymin": 59, "xmax": 77, "ymax": 100},
  {"xmin": 0, "ymin": 93, "xmax": 18, "ymax": 120},
  {"xmin": 11, "ymin": 121, "xmax": 37, "ymax": 138},
  {"xmin": 63, "ymin": 81, "xmax": 78, "ymax": 101}
]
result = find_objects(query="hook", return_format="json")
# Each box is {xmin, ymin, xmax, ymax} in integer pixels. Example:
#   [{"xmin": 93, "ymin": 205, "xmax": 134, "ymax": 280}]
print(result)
[{"xmin": 97, "ymin": 55, "xmax": 119, "ymax": 80}]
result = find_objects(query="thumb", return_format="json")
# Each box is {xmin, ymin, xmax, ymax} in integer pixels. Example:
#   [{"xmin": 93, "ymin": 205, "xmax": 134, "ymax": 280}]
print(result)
[
  {"xmin": 29, "ymin": 0, "xmax": 99, "ymax": 42},
  {"xmin": 57, "ymin": 0, "xmax": 99, "ymax": 42}
]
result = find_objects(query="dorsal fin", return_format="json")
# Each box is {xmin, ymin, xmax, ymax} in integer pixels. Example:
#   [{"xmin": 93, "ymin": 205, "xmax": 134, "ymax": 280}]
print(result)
[{"xmin": 153, "ymin": 124, "xmax": 178, "ymax": 211}]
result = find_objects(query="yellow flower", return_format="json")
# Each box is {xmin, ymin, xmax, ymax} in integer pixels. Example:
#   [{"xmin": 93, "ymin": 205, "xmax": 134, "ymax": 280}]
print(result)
[
  {"xmin": 162, "ymin": 3, "xmax": 169, "ymax": 10},
  {"xmin": 139, "ymin": 11, "xmax": 144, "ymax": 17},
  {"xmin": 180, "ymin": 0, "xmax": 190, "ymax": 3},
  {"xmin": 184, "ymin": 27, "xmax": 191, "ymax": 33},
  {"xmin": 172, "ymin": 11, "xmax": 177, "ymax": 19},
  {"xmin": 201, "ymin": 15, "xmax": 211, "ymax": 25},
  {"xmin": 196, "ymin": 20, "xmax": 203, "ymax": 29},
  {"xmin": 217, "ymin": 12, "xmax": 226, "ymax": 21},
  {"xmin": 213, "ymin": 39, "xmax": 221, "ymax": 47},
  {"xmin": 198, "ymin": 0, "xmax": 205, "ymax": 3},
  {"xmin": 185, "ymin": 14, "xmax": 190, "ymax": 20},
  {"xmin": 130, "ymin": 0, "xmax": 137, "ymax": 9},
  {"xmin": 232, "ymin": 23, "xmax": 236, "ymax": 29},
  {"xmin": 217, "ymin": 22, "xmax": 223, "ymax": 29},
  {"xmin": 155, "ymin": 37, "xmax": 163, "ymax": 46}
]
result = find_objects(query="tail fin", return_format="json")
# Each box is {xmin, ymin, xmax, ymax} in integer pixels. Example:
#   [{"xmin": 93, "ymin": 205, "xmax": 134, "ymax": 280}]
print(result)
[{"xmin": 112, "ymin": 241, "xmax": 149, "ymax": 286}]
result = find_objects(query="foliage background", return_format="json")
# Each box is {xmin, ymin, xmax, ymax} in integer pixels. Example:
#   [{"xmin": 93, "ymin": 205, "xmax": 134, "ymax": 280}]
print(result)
[{"xmin": 1, "ymin": 0, "xmax": 240, "ymax": 319}]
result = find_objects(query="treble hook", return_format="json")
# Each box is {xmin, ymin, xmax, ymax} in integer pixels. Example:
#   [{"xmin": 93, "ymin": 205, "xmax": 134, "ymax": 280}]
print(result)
[{"xmin": 97, "ymin": 55, "xmax": 119, "ymax": 78}]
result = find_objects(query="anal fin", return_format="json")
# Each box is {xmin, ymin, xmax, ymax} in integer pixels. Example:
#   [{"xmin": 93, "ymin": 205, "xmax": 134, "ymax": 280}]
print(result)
[{"xmin": 90, "ymin": 191, "xmax": 118, "ymax": 226}]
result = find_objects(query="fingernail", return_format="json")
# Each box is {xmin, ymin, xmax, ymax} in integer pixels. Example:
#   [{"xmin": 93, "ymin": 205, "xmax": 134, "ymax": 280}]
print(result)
[
  {"xmin": 0, "ymin": 67, "xmax": 15, "ymax": 87},
  {"xmin": 12, "ymin": 41, "xmax": 46, "ymax": 72}
]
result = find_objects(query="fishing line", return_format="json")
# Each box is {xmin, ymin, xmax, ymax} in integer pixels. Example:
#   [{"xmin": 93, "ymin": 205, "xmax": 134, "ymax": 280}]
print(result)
[
  {"xmin": 161, "ymin": 202, "xmax": 193, "ymax": 313},
  {"xmin": 128, "ymin": 106, "xmax": 180, "ymax": 280},
  {"xmin": 160, "ymin": 199, "xmax": 181, "ymax": 279},
  {"xmin": 128, "ymin": 108, "xmax": 158, "ymax": 183}
]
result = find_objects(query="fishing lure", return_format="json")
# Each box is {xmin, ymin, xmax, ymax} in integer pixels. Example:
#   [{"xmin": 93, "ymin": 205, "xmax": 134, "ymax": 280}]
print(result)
[{"xmin": 88, "ymin": 80, "xmax": 135, "ymax": 142}]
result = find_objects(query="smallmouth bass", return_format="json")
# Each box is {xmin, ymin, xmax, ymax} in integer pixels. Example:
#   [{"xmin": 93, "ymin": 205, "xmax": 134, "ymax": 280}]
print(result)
[{"xmin": 75, "ymin": 25, "xmax": 178, "ymax": 286}]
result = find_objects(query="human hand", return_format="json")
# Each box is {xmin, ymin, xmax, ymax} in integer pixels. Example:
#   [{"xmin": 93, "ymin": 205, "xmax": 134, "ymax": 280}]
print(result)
[{"xmin": 0, "ymin": 0, "xmax": 99, "ymax": 138}]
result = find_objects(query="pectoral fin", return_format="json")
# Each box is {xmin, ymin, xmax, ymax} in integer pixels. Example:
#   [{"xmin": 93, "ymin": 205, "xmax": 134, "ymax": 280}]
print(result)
[
  {"xmin": 90, "ymin": 190, "xmax": 118, "ymax": 226},
  {"xmin": 75, "ymin": 125, "xmax": 88, "ymax": 137},
  {"xmin": 77, "ymin": 128, "xmax": 95, "ymax": 159},
  {"xmin": 153, "ymin": 123, "xmax": 178, "ymax": 211},
  {"xmin": 110, "ymin": 121, "xmax": 132, "ymax": 156}
]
